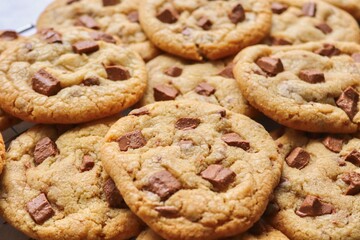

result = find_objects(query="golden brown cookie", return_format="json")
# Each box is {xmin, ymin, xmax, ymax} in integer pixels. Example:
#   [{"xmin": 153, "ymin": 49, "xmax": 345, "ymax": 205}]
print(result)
[
  {"xmin": 322, "ymin": 0, "xmax": 360, "ymax": 21},
  {"xmin": 0, "ymin": 133, "xmax": 4, "ymax": 175}
]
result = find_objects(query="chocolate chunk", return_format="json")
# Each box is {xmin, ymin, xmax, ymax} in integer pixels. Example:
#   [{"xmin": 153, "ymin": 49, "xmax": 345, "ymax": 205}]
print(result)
[
  {"xmin": 336, "ymin": 87, "xmax": 359, "ymax": 120},
  {"xmin": 32, "ymin": 69, "xmax": 61, "ymax": 96},
  {"xmin": 89, "ymin": 31, "xmax": 116, "ymax": 44},
  {"xmin": 218, "ymin": 109, "xmax": 226, "ymax": 117},
  {"xmin": 76, "ymin": 15, "xmax": 100, "ymax": 30},
  {"xmin": 129, "ymin": 107, "xmax": 149, "ymax": 116},
  {"xmin": 272, "ymin": 38, "xmax": 292, "ymax": 46},
  {"xmin": 299, "ymin": 69, "xmax": 325, "ymax": 83},
  {"xmin": 228, "ymin": 4, "xmax": 245, "ymax": 24},
  {"xmin": 314, "ymin": 44, "xmax": 341, "ymax": 57},
  {"xmin": 164, "ymin": 66, "xmax": 182, "ymax": 77},
  {"xmin": 157, "ymin": 7, "xmax": 179, "ymax": 24},
  {"xmin": 315, "ymin": 23, "xmax": 332, "ymax": 34},
  {"xmin": 344, "ymin": 150, "xmax": 360, "ymax": 167},
  {"xmin": 221, "ymin": 133, "xmax": 250, "ymax": 151},
  {"xmin": 154, "ymin": 85, "xmax": 179, "ymax": 101},
  {"xmin": 322, "ymin": 136, "xmax": 343, "ymax": 153},
  {"xmin": 296, "ymin": 195, "xmax": 334, "ymax": 217},
  {"xmin": 146, "ymin": 170, "xmax": 181, "ymax": 200},
  {"xmin": 352, "ymin": 53, "xmax": 360, "ymax": 62},
  {"xmin": 285, "ymin": 147, "xmax": 310, "ymax": 169},
  {"xmin": 195, "ymin": 82, "xmax": 215, "ymax": 96},
  {"xmin": 26, "ymin": 193, "xmax": 55, "ymax": 224},
  {"xmin": 271, "ymin": 2, "xmax": 288, "ymax": 14},
  {"xmin": 0, "ymin": 30, "xmax": 18, "ymax": 41},
  {"xmin": 175, "ymin": 118, "xmax": 200, "ymax": 130},
  {"xmin": 83, "ymin": 77, "xmax": 100, "ymax": 86},
  {"xmin": 201, "ymin": 164, "xmax": 236, "ymax": 188},
  {"xmin": 104, "ymin": 178, "xmax": 124, "ymax": 208},
  {"xmin": 117, "ymin": 130, "xmax": 146, "ymax": 151},
  {"xmin": 127, "ymin": 11, "xmax": 139, "ymax": 23},
  {"xmin": 302, "ymin": 2, "xmax": 317, "ymax": 17},
  {"xmin": 218, "ymin": 63, "xmax": 234, "ymax": 78},
  {"xmin": 105, "ymin": 65, "xmax": 130, "ymax": 80},
  {"xmin": 256, "ymin": 57, "xmax": 284, "ymax": 76},
  {"xmin": 154, "ymin": 206, "xmax": 179, "ymax": 217},
  {"xmin": 197, "ymin": 17, "xmax": 212, "ymax": 30},
  {"xmin": 80, "ymin": 155, "xmax": 95, "ymax": 172},
  {"xmin": 341, "ymin": 172, "xmax": 360, "ymax": 195},
  {"xmin": 38, "ymin": 28, "xmax": 62, "ymax": 44},
  {"xmin": 102, "ymin": 0, "xmax": 119, "ymax": 6},
  {"xmin": 34, "ymin": 137, "xmax": 58, "ymax": 165},
  {"xmin": 67, "ymin": 0, "xmax": 80, "ymax": 4},
  {"xmin": 72, "ymin": 40, "xmax": 99, "ymax": 54}
]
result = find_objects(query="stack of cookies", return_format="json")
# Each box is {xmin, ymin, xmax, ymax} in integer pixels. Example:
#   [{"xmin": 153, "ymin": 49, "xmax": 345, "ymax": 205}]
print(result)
[{"xmin": 0, "ymin": 0, "xmax": 359, "ymax": 239}]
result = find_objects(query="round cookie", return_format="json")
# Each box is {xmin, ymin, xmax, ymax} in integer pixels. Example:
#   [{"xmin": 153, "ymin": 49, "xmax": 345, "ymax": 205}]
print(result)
[
  {"xmin": 101, "ymin": 100, "xmax": 282, "ymax": 240},
  {"xmin": 37, "ymin": 0, "xmax": 159, "ymax": 61},
  {"xmin": 233, "ymin": 41, "xmax": 360, "ymax": 133},
  {"xmin": 0, "ymin": 134, "xmax": 4, "ymax": 174},
  {"xmin": 0, "ymin": 120, "xmax": 144, "ymax": 240},
  {"xmin": 268, "ymin": 129, "xmax": 360, "ymax": 240},
  {"xmin": 139, "ymin": 0, "xmax": 272, "ymax": 61},
  {"xmin": 266, "ymin": 0, "xmax": 360, "ymax": 45},
  {"xmin": 322, "ymin": 0, "xmax": 360, "ymax": 21},
  {"xmin": 0, "ymin": 27, "xmax": 147, "ymax": 124},
  {"xmin": 140, "ymin": 54, "xmax": 258, "ymax": 118}
]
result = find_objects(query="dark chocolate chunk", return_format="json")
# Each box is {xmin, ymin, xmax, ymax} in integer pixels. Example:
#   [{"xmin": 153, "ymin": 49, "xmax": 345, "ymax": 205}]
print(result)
[
  {"xmin": 197, "ymin": 17, "xmax": 212, "ymax": 30},
  {"xmin": 0, "ymin": 30, "xmax": 18, "ymax": 41},
  {"xmin": 38, "ymin": 28, "xmax": 62, "ymax": 44},
  {"xmin": 164, "ymin": 66, "xmax": 182, "ymax": 77},
  {"xmin": 154, "ymin": 206, "xmax": 179, "ymax": 217},
  {"xmin": 218, "ymin": 63, "xmax": 235, "ymax": 78},
  {"xmin": 285, "ymin": 147, "xmax": 310, "ymax": 169},
  {"xmin": 26, "ymin": 193, "xmax": 55, "ymax": 224},
  {"xmin": 72, "ymin": 40, "xmax": 99, "ymax": 54},
  {"xmin": 271, "ymin": 2, "xmax": 288, "ymax": 14},
  {"xmin": 105, "ymin": 65, "xmax": 131, "ymax": 80},
  {"xmin": 89, "ymin": 31, "xmax": 116, "ymax": 44},
  {"xmin": 154, "ymin": 85, "xmax": 179, "ymax": 101},
  {"xmin": 117, "ymin": 130, "xmax": 146, "ymax": 151},
  {"xmin": 314, "ymin": 44, "xmax": 341, "ymax": 57},
  {"xmin": 195, "ymin": 82, "xmax": 215, "ymax": 96},
  {"xmin": 344, "ymin": 150, "xmax": 360, "ymax": 167},
  {"xmin": 34, "ymin": 137, "xmax": 58, "ymax": 165},
  {"xmin": 296, "ymin": 195, "xmax": 334, "ymax": 217},
  {"xmin": 157, "ymin": 7, "xmax": 179, "ymax": 24},
  {"xmin": 67, "ymin": 0, "xmax": 80, "ymax": 4},
  {"xmin": 32, "ymin": 69, "xmax": 61, "ymax": 96},
  {"xmin": 102, "ymin": 0, "xmax": 119, "ymax": 6},
  {"xmin": 341, "ymin": 172, "xmax": 360, "ymax": 195},
  {"xmin": 104, "ymin": 178, "xmax": 124, "ymax": 208},
  {"xmin": 129, "ymin": 107, "xmax": 149, "ymax": 116},
  {"xmin": 175, "ymin": 118, "xmax": 200, "ymax": 130},
  {"xmin": 127, "ymin": 11, "xmax": 139, "ymax": 23},
  {"xmin": 80, "ymin": 155, "xmax": 95, "ymax": 172},
  {"xmin": 256, "ymin": 57, "xmax": 284, "ymax": 76},
  {"xmin": 82, "ymin": 77, "xmax": 100, "ymax": 86},
  {"xmin": 322, "ymin": 136, "xmax": 343, "ymax": 153},
  {"xmin": 299, "ymin": 69, "xmax": 325, "ymax": 83},
  {"xmin": 302, "ymin": 2, "xmax": 317, "ymax": 17},
  {"xmin": 352, "ymin": 53, "xmax": 360, "ymax": 63},
  {"xmin": 315, "ymin": 23, "xmax": 332, "ymax": 34},
  {"xmin": 336, "ymin": 86, "xmax": 359, "ymax": 120},
  {"xmin": 271, "ymin": 38, "xmax": 292, "ymax": 46},
  {"xmin": 201, "ymin": 164, "xmax": 236, "ymax": 188},
  {"xmin": 221, "ymin": 133, "xmax": 250, "ymax": 151},
  {"xmin": 146, "ymin": 170, "xmax": 181, "ymax": 200},
  {"xmin": 228, "ymin": 4, "xmax": 245, "ymax": 24},
  {"xmin": 76, "ymin": 15, "xmax": 100, "ymax": 29}
]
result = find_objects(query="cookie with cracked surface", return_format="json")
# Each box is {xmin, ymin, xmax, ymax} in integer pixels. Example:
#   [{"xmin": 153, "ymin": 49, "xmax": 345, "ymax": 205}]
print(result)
[
  {"xmin": 267, "ymin": 129, "xmax": 360, "ymax": 240},
  {"xmin": 37, "ymin": 0, "xmax": 159, "ymax": 61},
  {"xmin": 321, "ymin": 0, "xmax": 360, "ymax": 21},
  {"xmin": 0, "ymin": 27, "xmax": 147, "ymax": 124},
  {"xmin": 233, "ymin": 41, "xmax": 360, "ymax": 133},
  {"xmin": 0, "ymin": 120, "xmax": 143, "ymax": 240},
  {"xmin": 140, "ymin": 54, "xmax": 258, "ymax": 117},
  {"xmin": 139, "ymin": 0, "xmax": 272, "ymax": 61},
  {"xmin": 101, "ymin": 100, "xmax": 282, "ymax": 240},
  {"xmin": 265, "ymin": 0, "xmax": 360, "ymax": 46}
]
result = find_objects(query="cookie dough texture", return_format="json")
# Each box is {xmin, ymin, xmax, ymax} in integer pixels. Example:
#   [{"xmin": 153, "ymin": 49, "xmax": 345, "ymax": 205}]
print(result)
[
  {"xmin": 0, "ymin": 27, "xmax": 147, "ymax": 124},
  {"xmin": 0, "ymin": 134, "xmax": 4, "ymax": 175},
  {"xmin": 322, "ymin": 0, "xmax": 360, "ymax": 21},
  {"xmin": 0, "ymin": 120, "xmax": 143, "ymax": 240},
  {"xmin": 233, "ymin": 41, "xmax": 360, "ymax": 133},
  {"xmin": 37, "ymin": 0, "xmax": 159, "ymax": 61},
  {"xmin": 139, "ymin": 0, "xmax": 272, "ymax": 61},
  {"xmin": 269, "ymin": 129, "xmax": 360, "ymax": 240},
  {"xmin": 141, "ymin": 54, "xmax": 257, "ymax": 117},
  {"xmin": 101, "ymin": 100, "xmax": 282, "ymax": 240}
]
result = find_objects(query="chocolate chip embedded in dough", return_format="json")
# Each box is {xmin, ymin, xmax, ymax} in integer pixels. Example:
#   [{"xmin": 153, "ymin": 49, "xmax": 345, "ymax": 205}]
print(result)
[
  {"xmin": 175, "ymin": 118, "xmax": 200, "ymax": 130},
  {"xmin": 164, "ymin": 66, "xmax": 182, "ymax": 77},
  {"xmin": 72, "ymin": 40, "xmax": 99, "ymax": 54},
  {"xmin": 154, "ymin": 205, "xmax": 179, "ymax": 217},
  {"xmin": 271, "ymin": 38, "xmax": 292, "ymax": 46},
  {"xmin": 103, "ymin": 178, "xmax": 124, "ymax": 208},
  {"xmin": 105, "ymin": 65, "xmax": 131, "ymax": 81},
  {"xmin": 129, "ymin": 107, "xmax": 149, "ymax": 116},
  {"xmin": 256, "ymin": 57, "xmax": 284, "ymax": 76},
  {"xmin": 38, "ymin": 28, "xmax": 62, "ymax": 44},
  {"xmin": 127, "ymin": 11, "xmax": 139, "ymax": 23},
  {"xmin": 197, "ymin": 17, "xmax": 212, "ymax": 30},
  {"xmin": 34, "ymin": 137, "xmax": 59, "ymax": 165},
  {"xmin": 157, "ymin": 7, "xmax": 179, "ymax": 24},
  {"xmin": 344, "ymin": 150, "xmax": 360, "ymax": 167},
  {"xmin": 26, "ymin": 193, "xmax": 55, "ymax": 224},
  {"xmin": 0, "ymin": 30, "xmax": 18, "ymax": 40},
  {"xmin": 82, "ymin": 77, "xmax": 100, "ymax": 86},
  {"xmin": 314, "ymin": 44, "xmax": 341, "ymax": 57},
  {"xmin": 146, "ymin": 170, "xmax": 181, "ymax": 200},
  {"xmin": 195, "ymin": 82, "xmax": 215, "ymax": 96},
  {"xmin": 117, "ymin": 130, "xmax": 146, "ymax": 151},
  {"xmin": 102, "ymin": 0, "xmax": 119, "ymax": 6},
  {"xmin": 89, "ymin": 31, "xmax": 116, "ymax": 44},
  {"xmin": 322, "ymin": 136, "xmax": 343, "ymax": 153},
  {"xmin": 228, "ymin": 4, "xmax": 245, "ymax": 24},
  {"xmin": 271, "ymin": 2, "xmax": 288, "ymax": 14},
  {"xmin": 76, "ymin": 15, "xmax": 100, "ymax": 30},
  {"xmin": 336, "ymin": 86, "xmax": 359, "ymax": 120},
  {"xmin": 341, "ymin": 172, "xmax": 360, "ymax": 195},
  {"xmin": 315, "ymin": 23, "xmax": 333, "ymax": 34},
  {"xmin": 80, "ymin": 155, "xmax": 95, "ymax": 172},
  {"xmin": 302, "ymin": 2, "xmax": 317, "ymax": 17},
  {"xmin": 154, "ymin": 85, "xmax": 179, "ymax": 101},
  {"xmin": 32, "ymin": 69, "xmax": 61, "ymax": 96},
  {"xmin": 285, "ymin": 147, "xmax": 310, "ymax": 169},
  {"xmin": 299, "ymin": 69, "xmax": 325, "ymax": 83},
  {"xmin": 218, "ymin": 63, "xmax": 235, "ymax": 78},
  {"xmin": 221, "ymin": 133, "xmax": 250, "ymax": 151},
  {"xmin": 296, "ymin": 195, "xmax": 334, "ymax": 217},
  {"xmin": 201, "ymin": 164, "xmax": 236, "ymax": 188}
]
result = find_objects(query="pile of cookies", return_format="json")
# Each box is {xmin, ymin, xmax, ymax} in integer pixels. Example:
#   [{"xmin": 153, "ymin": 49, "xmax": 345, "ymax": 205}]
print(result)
[{"xmin": 0, "ymin": 0, "xmax": 359, "ymax": 239}]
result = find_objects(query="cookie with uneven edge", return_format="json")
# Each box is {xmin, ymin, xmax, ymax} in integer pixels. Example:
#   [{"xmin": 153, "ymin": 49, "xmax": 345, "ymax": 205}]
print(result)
[
  {"xmin": 0, "ymin": 120, "xmax": 143, "ymax": 240},
  {"xmin": 140, "ymin": 54, "xmax": 258, "ymax": 118},
  {"xmin": 233, "ymin": 41, "xmax": 360, "ymax": 133},
  {"xmin": 37, "ymin": 0, "xmax": 159, "ymax": 61},
  {"xmin": 0, "ymin": 27, "xmax": 147, "ymax": 124},
  {"xmin": 322, "ymin": 0, "xmax": 360, "ymax": 21},
  {"xmin": 139, "ymin": 0, "xmax": 272, "ymax": 61},
  {"xmin": 268, "ymin": 129, "xmax": 360, "ymax": 240},
  {"xmin": 101, "ymin": 100, "xmax": 282, "ymax": 240},
  {"xmin": 266, "ymin": 0, "xmax": 360, "ymax": 46}
]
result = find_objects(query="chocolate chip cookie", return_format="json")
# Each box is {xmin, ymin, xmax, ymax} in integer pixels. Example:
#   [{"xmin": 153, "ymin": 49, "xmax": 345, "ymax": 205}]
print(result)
[
  {"xmin": 233, "ymin": 41, "xmax": 360, "ymax": 133},
  {"xmin": 266, "ymin": 0, "xmax": 360, "ymax": 45},
  {"xmin": 0, "ymin": 27, "xmax": 147, "ymax": 124},
  {"xmin": 101, "ymin": 100, "xmax": 282, "ymax": 240},
  {"xmin": 0, "ymin": 120, "xmax": 143, "ymax": 240},
  {"xmin": 268, "ymin": 129, "xmax": 360, "ymax": 240},
  {"xmin": 37, "ymin": 0, "xmax": 159, "ymax": 61},
  {"xmin": 140, "ymin": 54, "xmax": 258, "ymax": 117},
  {"xmin": 0, "ymin": 133, "xmax": 4, "ymax": 174},
  {"xmin": 139, "ymin": 0, "xmax": 272, "ymax": 61},
  {"xmin": 322, "ymin": 0, "xmax": 360, "ymax": 21}
]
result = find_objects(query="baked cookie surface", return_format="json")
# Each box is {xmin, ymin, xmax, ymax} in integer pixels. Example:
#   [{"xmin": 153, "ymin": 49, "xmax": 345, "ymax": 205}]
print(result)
[
  {"xmin": 139, "ymin": 0, "xmax": 272, "ymax": 61},
  {"xmin": 266, "ymin": 0, "xmax": 360, "ymax": 45},
  {"xmin": 101, "ymin": 100, "xmax": 282, "ymax": 240},
  {"xmin": 322, "ymin": 0, "xmax": 360, "ymax": 21},
  {"xmin": 234, "ymin": 41, "xmax": 360, "ymax": 133},
  {"xmin": 269, "ymin": 129, "xmax": 360, "ymax": 240},
  {"xmin": 37, "ymin": 0, "xmax": 159, "ymax": 61},
  {"xmin": 0, "ymin": 27, "xmax": 147, "ymax": 124},
  {"xmin": 141, "ymin": 54, "xmax": 257, "ymax": 117},
  {"xmin": 0, "ymin": 120, "xmax": 143, "ymax": 240},
  {"xmin": 0, "ymin": 134, "xmax": 4, "ymax": 175}
]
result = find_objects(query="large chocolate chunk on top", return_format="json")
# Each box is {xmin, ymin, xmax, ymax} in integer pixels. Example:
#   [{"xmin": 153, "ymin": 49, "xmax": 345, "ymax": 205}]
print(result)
[
  {"xmin": 157, "ymin": 7, "xmax": 179, "ymax": 23},
  {"xmin": 201, "ymin": 164, "xmax": 236, "ymax": 188},
  {"xmin": 296, "ymin": 195, "xmax": 334, "ymax": 217},
  {"xmin": 72, "ymin": 40, "xmax": 99, "ymax": 54},
  {"xmin": 146, "ymin": 170, "xmax": 181, "ymax": 200},
  {"xmin": 76, "ymin": 15, "xmax": 100, "ymax": 30},
  {"xmin": 154, "ymin": 85, "xmax": 179, "ymax": 101},
  {"xmin": 34, "ymin": 137, "xmax": 59, "ymax": 165},
  {"xmin": 0, "ymin": 30, "xmax": 18, "ymax": 41},
  {"xmin": 256, "ymin": 57, "xmax": 284, "ymax": 76},
  {"xmin": 175, "ymin": 118, "xmax": 200, "ymax": 130},
  {"xmin": 285, "ymin": 147, "xmax": 310, "ymax": 169},
  {"xmin": 229, "ymin": 4, "xmax": 245, "ymax": 23},
  {"xmin": 117, "ymin": 130, "xmax": 146, "ymax": 151},
  {"xmin": 222, "ymin": 133, "xmax": 250, "ymax": 151},
  {"xmin": 105, "ymin": 65, "xmax": 130, "ymax": 80},
  {"xmin": 26, "ymin": 193, "xmax": 55, "ymax": 224},
  {"xmin": 38, "ymin": 28, "xmax": 62, "ymax": 44},
  {"xmin": 104, "ymin": 178, "xmax": 124, "ymax": 208},
  {"xmin": 342, "ymin": 172, "xmax": 360, "ymax": 195},
  {"xmin": 336, "ymin": 87, "xmax": 359, "ymax": 120},
  {"xmin": 32, "ymin": 69, "xmax": 61, "ymax": 96}
]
